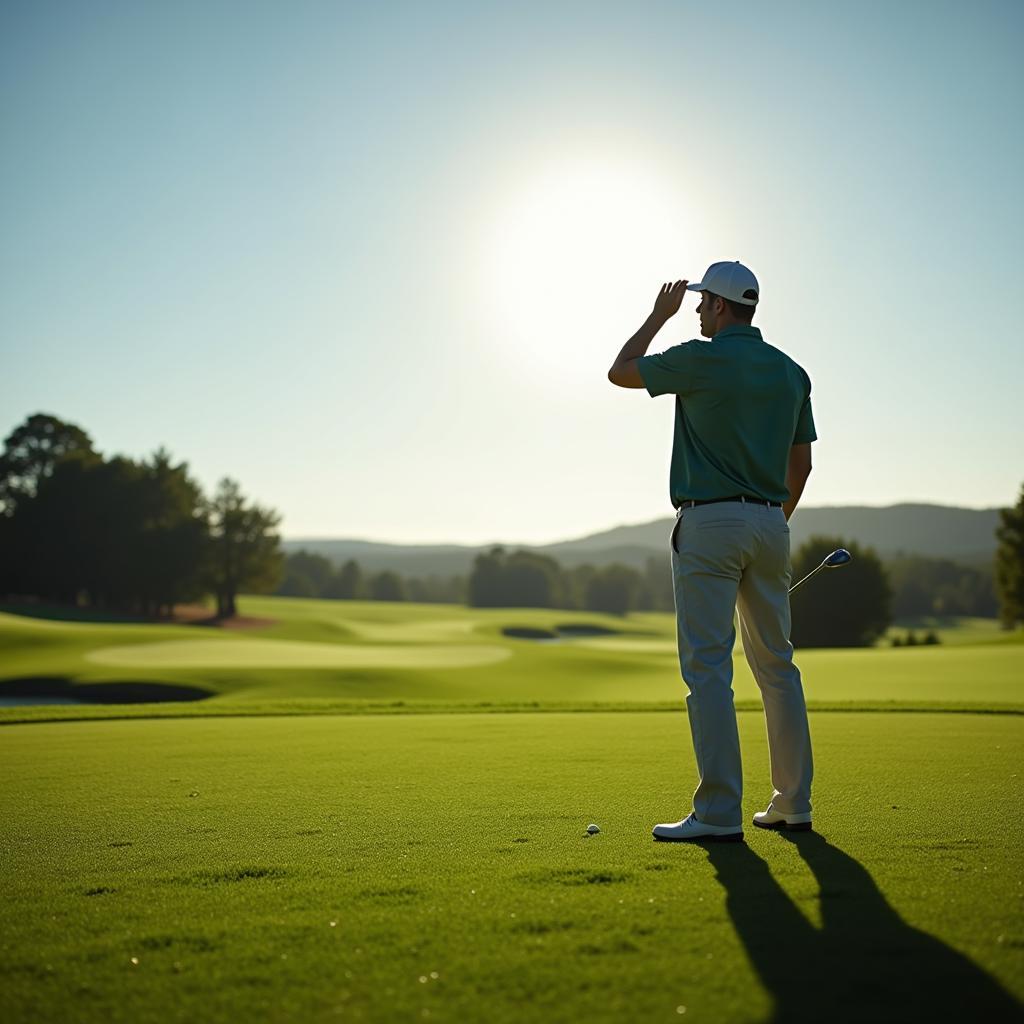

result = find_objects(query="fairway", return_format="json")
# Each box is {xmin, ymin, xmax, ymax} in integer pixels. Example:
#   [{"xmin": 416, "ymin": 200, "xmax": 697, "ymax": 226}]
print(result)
[
  {"xmin": 1, "ymin": 711, "xmax": 1022, "ymax": 1023},
  {"xmin": 3, "ymin": 598, "xmax": 1023, "ymax": 1022},
  {"xmin": 2, "ymin": 598, "xmax": 1023, "ymax": 720}
]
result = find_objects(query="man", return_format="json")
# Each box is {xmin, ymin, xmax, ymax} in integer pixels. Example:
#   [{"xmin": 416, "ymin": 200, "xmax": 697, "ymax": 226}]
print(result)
[{"xmin": 607, "ymin": 261, "xmax": 816, "ymax": 842}]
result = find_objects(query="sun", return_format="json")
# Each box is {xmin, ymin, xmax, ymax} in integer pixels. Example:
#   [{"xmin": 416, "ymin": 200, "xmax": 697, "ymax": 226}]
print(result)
[{"xmin": 477, "ymin": 155, "xmax": 708, "ymax": 385}]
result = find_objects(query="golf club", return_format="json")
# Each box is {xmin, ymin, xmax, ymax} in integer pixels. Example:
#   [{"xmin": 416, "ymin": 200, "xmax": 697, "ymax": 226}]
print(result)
[{"xmin": 788, "ymin": 548, "xmax": 852, "ymax": 594}]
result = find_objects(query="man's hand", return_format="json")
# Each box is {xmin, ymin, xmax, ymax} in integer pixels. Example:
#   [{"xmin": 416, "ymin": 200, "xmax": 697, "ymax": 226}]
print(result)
[
  {"xmin": 652, "ymin": 280, "xmax": 688, "ymax": 322},
  {"xmin": 607, "ymin": 279, "xmax": 687, "ymax": 389}
]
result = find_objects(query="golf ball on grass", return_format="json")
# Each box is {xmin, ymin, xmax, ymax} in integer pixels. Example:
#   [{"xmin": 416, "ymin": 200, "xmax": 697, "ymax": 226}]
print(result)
[{"xmin": 587, "ymin": 823, "xmax": 601, "ymax": 834}]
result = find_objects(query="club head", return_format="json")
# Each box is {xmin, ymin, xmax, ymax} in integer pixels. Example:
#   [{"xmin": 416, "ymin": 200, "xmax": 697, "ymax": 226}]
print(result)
[
  {"xmin": 824, "ymin": 548, "xmax": 852, "ymax": 568},
  {"xmin": 789, "ymin": 548, "xmax": 853, "ymax": 594}
]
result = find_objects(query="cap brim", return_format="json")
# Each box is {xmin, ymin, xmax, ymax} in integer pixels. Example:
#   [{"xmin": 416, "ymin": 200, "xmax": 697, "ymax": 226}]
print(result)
[{"xmin": 685, "ymin": 282, "xmax": 705, "ymax": 292}]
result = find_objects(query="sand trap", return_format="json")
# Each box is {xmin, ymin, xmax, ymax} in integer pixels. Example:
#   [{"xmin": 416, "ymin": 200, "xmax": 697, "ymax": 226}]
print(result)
[{"xmin": 84, "ymin": 638, "xmax": 510, "ymax": 670}]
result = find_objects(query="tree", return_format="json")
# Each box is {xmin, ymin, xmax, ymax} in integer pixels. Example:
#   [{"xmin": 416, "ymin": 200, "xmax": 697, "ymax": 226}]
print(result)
[
  {"xmin": 995, "ymin": 482, "xmax": 1024, "ymax": 629},
  {"xmin": 276, "ymin": 567, "xmax": 318, "ymax": 598},
  {"xmin": 324, "ymin": 559, "xmax": 363, "ymax": 599},
  {"xmin": 0, "ymin": 414, "xmax": 99, "ymax": 596},
  {"xmin": 0, "ymin": 413, "xmax": 97, "ymax": 517},
  {"xmin": 584, "ymin": 563, "xmax": 642, "ymax": 616},
  {"xmin": 131, "ymin": 448, "xmax": 209, "ymax": 616},
  {"xmin": 503, "ymin": 550, "xmax": 564, "ymax": 607},
  {"xmin": 640, "ymin": 555, "xmax": 675, "ymax": 612},
  {"xmin": 468, "ymin": 547, "xmax": 506, "ymax": 607},
  {"xmin": 203, "ymin": 478, "xmax": 283, "ymax": 618},
  {"xmin": 789, "ymin": 535, "xmax": 891, "ymax": 648},
  {"xmin": 368, "ymin": 570, "xmax": 405, "ymax": 601},
  {"xmin": 4, "ymin": 447, "xmax": 209, "ymax": 616},
  {"xmin": 276, "ymin": 550, "xmax": 335, "ymax": 597},
  {"xmin": 405, "ymin": 573, "xmax": 465, "ymax": 604},
  {"xmin": 887, "ymin": 554, "xmax": 997, "ymax": 618},
  {"xmin": 467, "ymin": 547, "xmax": 567, "ymax": 608},
  {"xmin": 4, "ymin": 455, "xmax": 104, "ymax": 604},
  {"xmin": 566, "ymin": 564, "xmax": 597, "ymax": 611},
  {"xmin": 1, "ymin": 445, "xmax": 208, "ymax": 616}
]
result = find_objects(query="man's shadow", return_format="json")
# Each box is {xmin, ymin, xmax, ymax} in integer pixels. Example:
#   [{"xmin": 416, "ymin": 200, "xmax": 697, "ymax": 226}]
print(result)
[{"xmin": 703, "ymin": 832, "xmax": 1022, "ymax": 1023}]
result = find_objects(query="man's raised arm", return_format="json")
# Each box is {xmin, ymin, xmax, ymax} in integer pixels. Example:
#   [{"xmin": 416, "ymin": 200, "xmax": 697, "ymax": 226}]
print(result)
[{"xmin": 607, "ymin": 280, "xmax": 687, "ymax": 389}]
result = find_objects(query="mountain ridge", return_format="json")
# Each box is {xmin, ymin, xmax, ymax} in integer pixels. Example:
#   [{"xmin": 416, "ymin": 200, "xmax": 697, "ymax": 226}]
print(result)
[{"xmin": 282, "ymin": 502, "xmax": 1005, "ymax": 575}]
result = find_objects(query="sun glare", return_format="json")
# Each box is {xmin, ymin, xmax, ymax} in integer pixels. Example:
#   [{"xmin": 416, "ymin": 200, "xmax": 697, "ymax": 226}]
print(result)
[{"xmin": 479, "ymin": 156, "xmax": 707, "ymax": 386}]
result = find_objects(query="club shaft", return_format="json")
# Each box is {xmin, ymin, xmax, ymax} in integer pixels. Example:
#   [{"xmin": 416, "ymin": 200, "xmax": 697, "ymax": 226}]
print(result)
[{"xmin": 788, "ymin": 564, "xmax": 823, "ymax": 594}]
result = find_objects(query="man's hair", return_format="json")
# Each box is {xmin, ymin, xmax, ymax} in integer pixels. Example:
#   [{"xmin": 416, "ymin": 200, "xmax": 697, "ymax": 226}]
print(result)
[{"xmin": 708, "ymin": 289, "xmax": 757, "ymax": 324}]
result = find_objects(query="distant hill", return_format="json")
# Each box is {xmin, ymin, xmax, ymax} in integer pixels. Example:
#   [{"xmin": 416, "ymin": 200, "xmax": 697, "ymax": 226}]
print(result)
[
  {"xmin": 544, "ymin": 504, "xmax": 1002, "ymax": 569},
  {"xmin": 283, "ymin": 503, "xmax": 1004, "ymax": 576}
]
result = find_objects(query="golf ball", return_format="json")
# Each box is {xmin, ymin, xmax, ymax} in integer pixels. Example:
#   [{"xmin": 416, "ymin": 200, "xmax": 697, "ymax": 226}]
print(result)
[{"xmin": 587, "ymin": 823, "xmax": 601, "ymax": 834}]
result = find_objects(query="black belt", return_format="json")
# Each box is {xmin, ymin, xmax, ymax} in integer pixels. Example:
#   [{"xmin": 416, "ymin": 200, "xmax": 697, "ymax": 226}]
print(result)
[{"xmin": 678, "ymin": 495, "xmax": 783, "ymax": 510}]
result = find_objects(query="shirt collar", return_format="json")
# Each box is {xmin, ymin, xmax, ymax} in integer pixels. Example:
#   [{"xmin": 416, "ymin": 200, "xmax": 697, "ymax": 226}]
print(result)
[{"xmin": 712, "ymin": 325, "xmax": 762, "ymax": 341}]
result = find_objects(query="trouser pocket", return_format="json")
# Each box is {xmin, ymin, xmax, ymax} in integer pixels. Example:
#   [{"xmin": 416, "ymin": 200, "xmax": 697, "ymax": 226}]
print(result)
[{"xmin": 670, "ymin": 516, "xmax": 682, "ymax": 554}]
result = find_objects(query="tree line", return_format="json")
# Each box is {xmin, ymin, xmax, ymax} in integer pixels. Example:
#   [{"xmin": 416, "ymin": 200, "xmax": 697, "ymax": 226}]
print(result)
[
  {"xmin": 277, "ymin": 547, "xmax": 674, "ymax": 617},
  {"xmin": 0, "ymin": 413, "xmax": 282, "ymax": 618},
  {"xmin": 276, "ymin": 551, "xmax": 465, "ymax": 605},
  {"xmin": 276, "ymin": 537, "xmax": 893, "ymax": 645},
  {"xmin": 4, "ymin": 412, "xmax": 1023, "ymax": 641},
  {"xmin": 278, "ymin": 526, "xmax": 1017, "ymax": 623},
  {"xmin": 275, "ymin": 483, "xmax": 1024, "ymax": 645}
]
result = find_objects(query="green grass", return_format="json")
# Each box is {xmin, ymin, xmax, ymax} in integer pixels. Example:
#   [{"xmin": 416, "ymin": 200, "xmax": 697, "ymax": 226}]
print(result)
[
  {"xmin": 2, "ymin": 596, "xmax": 1023, "ymax": 1021},
  {"xmin": 1, "ymin": 597, "xmax": 1023, "ymax": 723},
  {"xmin": 1, "ymin": 711, "xmax": 1022, "ymax": 1023},
  {"xmin": 876, "ymin": 615, "xmax": 1023, "ymax": 647}
]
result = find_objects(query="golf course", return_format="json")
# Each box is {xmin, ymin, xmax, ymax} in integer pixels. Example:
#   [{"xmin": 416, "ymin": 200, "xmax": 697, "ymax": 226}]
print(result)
[{"xmin": 2, "ymin": 597, "xmax": 1022, "ymax": 1022}]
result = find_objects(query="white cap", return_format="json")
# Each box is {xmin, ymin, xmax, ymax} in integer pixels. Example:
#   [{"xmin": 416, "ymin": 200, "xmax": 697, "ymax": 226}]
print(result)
[{"xmin": 686, "ymin": 261, "xmax": 759, "ymax": 306}]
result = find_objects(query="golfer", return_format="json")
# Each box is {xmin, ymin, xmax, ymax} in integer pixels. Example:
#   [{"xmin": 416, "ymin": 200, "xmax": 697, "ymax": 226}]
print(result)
[{"xmin": 607, "ymin": 261, "xmax": 816, "ymax": 842}]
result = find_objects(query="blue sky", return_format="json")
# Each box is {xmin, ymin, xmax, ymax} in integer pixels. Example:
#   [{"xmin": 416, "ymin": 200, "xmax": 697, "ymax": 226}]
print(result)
[{"xmin": 2, "ymin": 0, "xmax": 1022, "ymax": 544}]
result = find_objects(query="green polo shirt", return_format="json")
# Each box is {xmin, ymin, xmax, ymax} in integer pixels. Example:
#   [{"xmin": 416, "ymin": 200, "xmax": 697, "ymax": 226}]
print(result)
[{"xmin": 636, "ymin": 324, "xmax": 816, "ymax": 509}]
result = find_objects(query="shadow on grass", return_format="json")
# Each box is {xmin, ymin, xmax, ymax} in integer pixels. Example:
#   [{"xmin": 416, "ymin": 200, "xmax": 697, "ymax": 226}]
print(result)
[
  {"xmin": 0, "ymin": 600, "xmax": 159, "ymax": 624},
  {"xmin": 704, "ymin": 832, "xmax": 1022, "ymax": 1023},
  {"xmin": 0, "ymin": 676, "xmax": 214, "ymax": 704},
  {"xmin": 0, "ymin": 600, "xmax": 261, "ymax": 630}
]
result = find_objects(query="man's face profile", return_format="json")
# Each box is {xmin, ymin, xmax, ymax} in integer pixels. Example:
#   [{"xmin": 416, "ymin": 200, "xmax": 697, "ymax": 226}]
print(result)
[{"xmin": 697, "ymin": 291, "xmax": 719, "ymax": 338}]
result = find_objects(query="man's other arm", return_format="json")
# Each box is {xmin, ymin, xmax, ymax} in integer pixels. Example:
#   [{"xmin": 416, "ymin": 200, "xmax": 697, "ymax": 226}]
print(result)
[{"xmin": 782, "ymin": 443, "xmax": 812, "ymax": 522}]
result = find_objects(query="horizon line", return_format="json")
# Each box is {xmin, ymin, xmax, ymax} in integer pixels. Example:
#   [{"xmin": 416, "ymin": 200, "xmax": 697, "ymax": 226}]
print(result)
[{"xmin": 281, "ymin": 499, "xmax": 1007, "ymax": 548}]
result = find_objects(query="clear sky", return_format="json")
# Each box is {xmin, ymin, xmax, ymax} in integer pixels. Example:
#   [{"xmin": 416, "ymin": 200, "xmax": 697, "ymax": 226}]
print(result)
[{"xmin": 2, "ymin": 0, "xmax": 1022, "ymax": 545}]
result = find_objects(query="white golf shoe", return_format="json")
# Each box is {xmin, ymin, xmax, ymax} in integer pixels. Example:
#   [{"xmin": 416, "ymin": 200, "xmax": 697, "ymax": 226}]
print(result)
[
  {"xmin": 752, "ymin": 802, "xmax": 813, "ymax": 831},
  {"xmin": 652, "ymin": 813, "xmax": 744, "ymax": 843}
]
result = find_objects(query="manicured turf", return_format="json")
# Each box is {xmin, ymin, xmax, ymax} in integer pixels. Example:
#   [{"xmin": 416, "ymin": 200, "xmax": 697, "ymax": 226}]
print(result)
[
  {"xmin": 1, "ymin": 598, "xmax": 1023, "ymax": 723},
  {"xmin": 2, "ymin": 598, "xmax": 1022, "ymax": 1020},
  {"xmin": 1, "ymin": 711, "xmax": 1022, "ymax": 1023}
]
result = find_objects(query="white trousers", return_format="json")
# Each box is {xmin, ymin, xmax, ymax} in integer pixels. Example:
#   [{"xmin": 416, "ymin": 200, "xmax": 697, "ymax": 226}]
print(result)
[{"xmin": 670, "ymin": 499, "xmax": 813, "ymax": 827}]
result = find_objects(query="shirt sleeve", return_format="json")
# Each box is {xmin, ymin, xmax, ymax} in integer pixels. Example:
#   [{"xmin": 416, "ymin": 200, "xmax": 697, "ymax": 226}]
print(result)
[
  {"xmin": 794, "ymin": 374, "xmax": 818, "ymax": 443},
  {"xmin": 636, "ymin": 341, "xmax": 700, "ymax": 398}
]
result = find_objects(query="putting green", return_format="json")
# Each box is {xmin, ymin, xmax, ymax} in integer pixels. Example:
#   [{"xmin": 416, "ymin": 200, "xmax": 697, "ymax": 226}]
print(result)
[{"xmin": 83, "ymin": 637, "xmax": 511, "ymax": 669}]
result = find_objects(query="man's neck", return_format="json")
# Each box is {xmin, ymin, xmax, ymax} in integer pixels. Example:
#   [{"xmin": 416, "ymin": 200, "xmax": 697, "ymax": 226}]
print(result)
[{"xmin": 713, "ymin": 318, "xmax": 753, "ymax": 335}]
